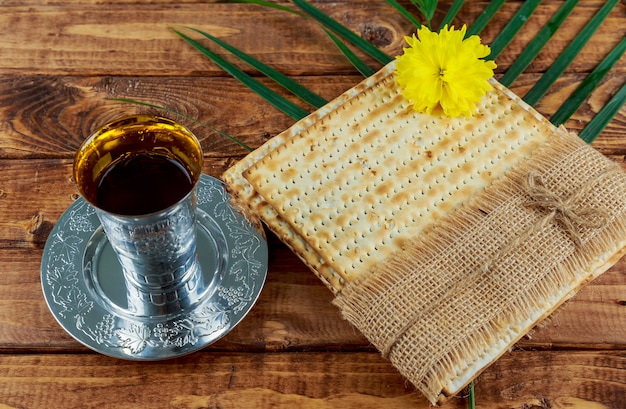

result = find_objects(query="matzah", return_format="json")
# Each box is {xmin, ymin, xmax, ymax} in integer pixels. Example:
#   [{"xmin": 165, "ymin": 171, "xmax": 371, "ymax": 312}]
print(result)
[
  {"xmin": 225, "ymin": 62, "xmax": 558, "ymax": 289},
  {"xmin": 223, "ymin": 62, "xmax": 626, "ymax": 403}
]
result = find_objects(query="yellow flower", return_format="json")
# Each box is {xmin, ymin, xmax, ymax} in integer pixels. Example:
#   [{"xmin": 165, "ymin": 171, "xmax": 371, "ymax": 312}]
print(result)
[{"xmin": 395, "ymin": 25, "xmax": 497, "ymax": 118}]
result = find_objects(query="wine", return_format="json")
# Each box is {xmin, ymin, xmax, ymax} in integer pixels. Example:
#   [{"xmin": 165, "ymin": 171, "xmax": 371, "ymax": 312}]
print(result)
[
  {"xmin": 74, "ymin": 115, "xmax": 203, "ymax": 216},
  {"xmin": 95, "ymin": 152, "xmax": 193, "ymax": 215}
]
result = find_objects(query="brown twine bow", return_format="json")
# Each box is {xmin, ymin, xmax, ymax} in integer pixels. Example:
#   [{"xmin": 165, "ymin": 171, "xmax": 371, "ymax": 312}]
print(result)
[
  {"xmin": 379, "ymin": 171, "xmax": 609, "ymax": 359},
  {"xmin": 524, "ymin": 172, "xmax": 608, "ymax": 248}
]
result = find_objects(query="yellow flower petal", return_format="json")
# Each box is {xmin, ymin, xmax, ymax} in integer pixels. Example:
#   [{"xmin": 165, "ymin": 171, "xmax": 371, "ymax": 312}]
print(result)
[{"xmin": 394, "ymin": 25, "xmax": 497, "ymax": 118}]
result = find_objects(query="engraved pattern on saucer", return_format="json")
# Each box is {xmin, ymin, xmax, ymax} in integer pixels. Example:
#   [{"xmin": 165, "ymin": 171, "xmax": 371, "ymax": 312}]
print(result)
[{"xmin": 41, "ymin": 175, "xmax": 268, "ymax": 360}]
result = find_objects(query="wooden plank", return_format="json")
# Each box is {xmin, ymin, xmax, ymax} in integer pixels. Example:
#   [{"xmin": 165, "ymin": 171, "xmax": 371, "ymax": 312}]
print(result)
[
  {"xmin": 0, "ymin": 246, "xmax": 365, "ymax": 352},
  {"xmin": 1, "ymin": 260, "xmax": 623, "ymax": 352},
  {"xmin": 0, "ymin": 75, "xmax": 349, "ymax": 159},
  {"xmin": 0, "ymin": 2, "xmax": 624, "ymax": 407},
  {"xmin": 2, "ymin": 157, "xmax": 626, "ymax": 245},
  {"xmin": 1, "ymin": 73, "xmax": 624, "ymax": 160},
  {"xmin": 1, "ymin": 252, "xmax": 626, "ymax": 351},
  {"xmin": 0, "ymin": 350, "xmax": 624, "ymax": 408},
  {"xmin": 0, "ymin": 3, "xmax": 402, "ymax": 76},
  {"xmin": 1, "ymin": 154, "xmax": 625, "ymax": 352},
  {"xmin": 518, "ymin": 261, "xmax": 626, "ymax": 349},
  {"xmin": 0, "ymin": 2, "xmax": 623, "ymax": 76}
]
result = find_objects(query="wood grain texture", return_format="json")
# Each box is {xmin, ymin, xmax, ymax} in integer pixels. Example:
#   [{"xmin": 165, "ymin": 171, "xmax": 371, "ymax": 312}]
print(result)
[
  {"xmin": 0, "ymin": 158, "xmax": 624, "ymax": 352},
  {"xmin": 0, "ymin": 1, "xmax": 625, "ymax": 408},
  {"xmin": 0, "ymin": 351, "xmax": 624, "ymax": 409},
  {"xmin": 1, "ymin": 74, "xmax": 624, "ymax": 160},
  {"xmin": 2, "ymin": 254, "xmax": 625, "ymax": 353},
  {"xmin": 0, "ymin": 2, "xmax": 623, "ymax": 76}
]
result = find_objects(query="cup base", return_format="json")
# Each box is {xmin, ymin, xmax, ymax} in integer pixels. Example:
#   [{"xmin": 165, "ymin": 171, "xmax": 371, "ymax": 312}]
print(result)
[{"xmin": 85, "ymin": 216, "xmax": 224, "ymax": 320}]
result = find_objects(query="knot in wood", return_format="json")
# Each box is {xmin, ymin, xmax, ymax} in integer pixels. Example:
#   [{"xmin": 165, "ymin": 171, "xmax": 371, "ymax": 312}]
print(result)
[{"xmin": 361, "ymin": 24, "xmax": 394, "ymax": 47}]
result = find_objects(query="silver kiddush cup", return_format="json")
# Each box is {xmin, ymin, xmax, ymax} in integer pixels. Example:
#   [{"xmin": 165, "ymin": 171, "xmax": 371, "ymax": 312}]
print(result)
[{"xmin": 73, "ymin": 115, "xmax": 205, "ymax": 317}]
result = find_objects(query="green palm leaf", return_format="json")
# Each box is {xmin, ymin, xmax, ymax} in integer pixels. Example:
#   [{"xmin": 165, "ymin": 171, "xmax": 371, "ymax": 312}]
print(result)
[
  {"xmin": 409, "ymin": 0, "xmax": 437, "ymax": 28},
  {"xmin": 579, "ymin": 83, "xmax": 626, "ymax": 144},
  {"xmin": 386, "ymin": 0, "xmax": 422, "ymax": 28},
  {"xmin": 228, "ymin": 0, "xmax": 375, "ymax": 78},
  {"xmin": 499, "ymin": 0, "xmax": 579, "ymax": 87},
  {"xmin": 523, "ymin": 0, "xmax": 619, "ymax": 106},
  {"xmin": 551, "ymin": 36, "xmax": 626, "ymax": 127},
  {"xmin": 487, "ymin": 0, "xmax": 542, "ymax": 61},
  {"xmin": 322, "ymin": 27, "xmax": 377, "ymax": 77},
  {"xmin": 467, "ymin": 381, "xmax": 475, "ymax": 409},
  {"xmin": 228, "ymin": 0, "xmax": 304, "ymax": 15},
  {"xmin": 465, "ymin": 0, "xmax": 506, "ymax": 37},
  {"xmin": 181, "ymin": 26, "xmax": 328, "ymax": 108},
  {"xmin": 440, "ymin": 0, "xmax": 465, "ymax": 30},
  {"xmin": 291, "ymin": 0, "xmax": 393, "ymax": 65},
  {"xmin": 172, "ymin": 29, "xmax": 310, "ymax": 121}
]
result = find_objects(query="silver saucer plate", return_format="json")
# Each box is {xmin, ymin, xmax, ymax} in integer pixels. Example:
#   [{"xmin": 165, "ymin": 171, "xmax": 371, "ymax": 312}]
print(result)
[{"xmin": 41, "ymin": 174, "xmax": 268, "ymax": 360}]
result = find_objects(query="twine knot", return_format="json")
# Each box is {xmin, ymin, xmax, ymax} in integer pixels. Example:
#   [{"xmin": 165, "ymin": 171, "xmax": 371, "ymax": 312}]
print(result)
[{"xmin": 524, "ymin": 173, "xmax": 607, "ymax": 247}]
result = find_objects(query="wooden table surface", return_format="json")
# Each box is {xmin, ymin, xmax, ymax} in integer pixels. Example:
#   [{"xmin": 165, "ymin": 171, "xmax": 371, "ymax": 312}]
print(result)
[{"xmin": 1, "ymin": 1, "xmax": 625, "ymax": 408}]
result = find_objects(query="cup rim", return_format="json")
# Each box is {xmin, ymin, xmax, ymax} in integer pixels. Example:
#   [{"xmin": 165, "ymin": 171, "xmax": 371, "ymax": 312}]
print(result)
[{"xmin": 73, "ymin": 115, "xmax": 204, "ymax": 217}]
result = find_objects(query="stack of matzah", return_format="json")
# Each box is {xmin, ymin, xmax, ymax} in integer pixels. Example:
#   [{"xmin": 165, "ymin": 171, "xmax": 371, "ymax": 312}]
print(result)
[{"xmin": 223, "ymin": 62, "xmax": 626, "ymax": 404}]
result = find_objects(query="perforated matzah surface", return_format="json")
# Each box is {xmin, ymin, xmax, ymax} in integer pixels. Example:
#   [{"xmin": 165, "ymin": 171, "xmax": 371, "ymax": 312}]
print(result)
[{"xmin": 243, "ymin": 64, "xmax": 554, "ymax": 282}]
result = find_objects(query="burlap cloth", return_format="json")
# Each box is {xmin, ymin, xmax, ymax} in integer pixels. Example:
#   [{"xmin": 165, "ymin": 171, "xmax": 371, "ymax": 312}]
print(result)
[
  {"xmin": 223, "ymin": 62, "xmax": 626, "ymax": 404},
  {"xmin": 334, "ymin": 129, "xmax": 626, "ymax": 404}
]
